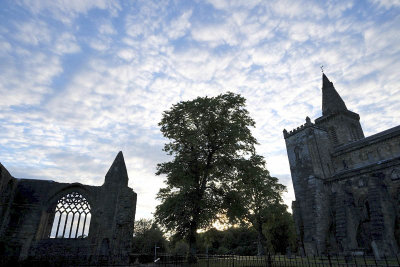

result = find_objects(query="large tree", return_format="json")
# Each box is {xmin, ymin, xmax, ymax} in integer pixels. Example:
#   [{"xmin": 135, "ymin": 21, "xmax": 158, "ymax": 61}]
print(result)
[
  {"xmin": 225, "ymin": 154, "xmax": 287, "ymax": 255},
  {"xmin": 154, "ymin": 92, "xmax": 257, "ymax": 262}
]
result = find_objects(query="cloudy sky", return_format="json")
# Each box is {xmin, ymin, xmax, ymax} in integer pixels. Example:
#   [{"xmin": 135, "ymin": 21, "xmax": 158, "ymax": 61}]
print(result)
[{"xmin": 1, "ymin": 0, "xmax": 399, "ymax": 220}]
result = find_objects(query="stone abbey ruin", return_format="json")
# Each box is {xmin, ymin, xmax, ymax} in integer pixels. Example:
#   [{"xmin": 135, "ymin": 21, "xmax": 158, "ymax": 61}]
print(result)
[
  {"xmin": 0, "ymin": 151, "xmax": 137, "ymax": 265},
  {"xmin": 284, "ymin": 74, "xmax": 400, "ymax": 257}
]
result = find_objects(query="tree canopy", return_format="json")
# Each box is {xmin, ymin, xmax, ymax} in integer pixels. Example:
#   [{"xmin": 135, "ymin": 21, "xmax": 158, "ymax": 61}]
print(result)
[
  {"xmin": 154, "ymin": 92, "xmax": 258, "ymax": 261},
  {"xmin": 224, "ymin": 154, "xmax": 287, "ymax": 255}
]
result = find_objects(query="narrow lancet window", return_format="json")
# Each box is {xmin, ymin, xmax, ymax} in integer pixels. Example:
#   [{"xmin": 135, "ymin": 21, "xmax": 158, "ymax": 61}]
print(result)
[
  {"xmin": 50, "ymin": 192, "xmax": 91, "ymax": 238},
  {"xmin": 329, "ymin": 127, "xmax": 338, "ymax": 145}
]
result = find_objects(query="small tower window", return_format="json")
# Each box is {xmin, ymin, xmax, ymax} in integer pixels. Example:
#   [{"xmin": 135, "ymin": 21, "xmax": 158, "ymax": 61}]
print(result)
[{"xmin": 50, "ymin": 192, "xmax": 91, "ymax": 238}]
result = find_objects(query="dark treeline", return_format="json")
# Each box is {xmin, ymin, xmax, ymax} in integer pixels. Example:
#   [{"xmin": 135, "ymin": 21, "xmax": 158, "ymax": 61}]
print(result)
[{"xmin": 132, "ymin": 210, "xmax": 297, "ymax": 256}]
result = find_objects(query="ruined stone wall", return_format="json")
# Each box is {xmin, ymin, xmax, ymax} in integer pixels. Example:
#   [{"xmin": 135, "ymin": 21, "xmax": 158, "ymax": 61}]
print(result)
[
  {"xmin": 0, "ymin": 178, "xmax": 99, "ymax": 263},
  {"xmin": 0, "ymin": 151, "xmax": 137, "ymax": 266}
]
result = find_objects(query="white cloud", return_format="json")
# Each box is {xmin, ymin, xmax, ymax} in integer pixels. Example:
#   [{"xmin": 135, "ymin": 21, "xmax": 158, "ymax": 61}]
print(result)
[
  {"xmin": 0, "ymin": 39, "xmax": 12, "ymax": 52},
  {"xmin": 117, "ymin": 49, "xmax": 136, "ymax": 61},
  {"xmin": 124, "ymin": 1, "xmax": 168, "ymax": 38},
  {"xmin": 207, "ymin": 0, "xmax": 262, "ymax": 10},
  {"xmin": 166, "ymin": 10, "xmax": 192, "ymax": 39},
  {"xmin": 191, "ymin": 22, "xmax": 240, "ymax": 47},
  {"xmin": 54, "ymin": 32, "xmax": 80, "ymax": 54},
  {"xmin": 19, "ymin": 0, "xmax": 121, "ymax": 24},
  {"xmin": 88, "ymin": 38, "xmax": 110, "ymax": 51},
  {"xmin": 270, "ymin": 0, "xmax": 324, "ymax": 19},
  {"xmin": 206, "ymin": 0, "xmax": 230, "ymax": 10},
  {"xmin": 99, "ymin": 22, "xmax": 117, "ymax": 35},
  {"xmin": 370, "ymin": 0, "xmax": 400, "ymax": 9},
  {"xmin": 364, "ymin": 22, "xmax": 400, "ymax": 56},
  {"xmin": 13, "ymin": 19, "xmax": 51, "ymax": 45},
  {"xmin": 0, "ymin": 52, "xmax": 62, "ymax": 107}
]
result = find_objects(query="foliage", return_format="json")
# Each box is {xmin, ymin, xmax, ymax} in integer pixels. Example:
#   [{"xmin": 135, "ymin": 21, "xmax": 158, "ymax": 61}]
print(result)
[
  {"xmin": 171, "ymin": 240, "xmax": 190, "ymax": 255},
  {"xmin": 155, "ymin": 92, "xmax": 257, "ymax": 261},
  {"xmin": 131, "ymin": 218, "xmax": 168, "ymax": 254},
  {"xmin": 263, "ymin": 210, "xmax": 297, "ymax": 254},
  {"xmin": 134, "ymin": 218, "xmax": 153, "ymax": 236},
  {"xmin": 197, "ymin": 227, "xmax": 258, "ymax": 255},
  {"xmin": 195, "ymin": 221, "xmax": 296, "ymax": 256},
  {"xmin": 224, "ymin": 154, "xmax": 287, "ymax": 255}
]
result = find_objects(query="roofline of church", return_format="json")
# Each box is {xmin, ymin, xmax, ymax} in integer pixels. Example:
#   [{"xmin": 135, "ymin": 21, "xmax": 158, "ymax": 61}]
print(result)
[
  {"xmin": 315, "ymin": 109, "xmax": 360, "ymax": 124},
  {"xmin": 332, "ymin": 125, "xmax": 400, "ymax": 156},
  {"xmin": 326, "ymin": 156, "xmax": 400, "ymax": 183}
]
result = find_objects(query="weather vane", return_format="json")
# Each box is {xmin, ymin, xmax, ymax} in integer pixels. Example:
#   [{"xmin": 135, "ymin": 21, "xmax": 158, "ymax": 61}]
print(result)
[{"xmin": 321, "ymin": 65, "xmax": 324, "ymax": 73}]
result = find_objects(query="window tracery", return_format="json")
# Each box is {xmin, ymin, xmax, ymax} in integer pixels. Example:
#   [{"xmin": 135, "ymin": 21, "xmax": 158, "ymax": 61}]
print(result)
[{"xmin": 50, "ymin": 192, "xmax": 91, "ymax": 238}]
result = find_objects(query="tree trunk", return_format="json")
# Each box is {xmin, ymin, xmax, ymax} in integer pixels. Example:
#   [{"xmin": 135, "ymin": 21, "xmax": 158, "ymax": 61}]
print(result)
[
  {"xmin": 187, "ymin": 221, "xmax": 198, "ymax": 263},
  {"xmin": 257, "ymin": 226, "xmax": 267, "ymax": 256},
  {"xmin": 187, "ymin": 176, "xmax": 206, "ymax": 264}
]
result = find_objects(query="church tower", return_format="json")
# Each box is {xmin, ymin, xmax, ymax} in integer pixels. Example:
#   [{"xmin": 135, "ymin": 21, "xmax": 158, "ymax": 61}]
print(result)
[
  {"xmin": 283, "ymin": 73, "xmax": 366, "ymax": 255},
  {"xmin": 314, "ymin": 74, "xmax": 364, "ymax": 146},
  {"xmin": 284, "ymin": 72, "xmax": 400, "ymax": 257}
]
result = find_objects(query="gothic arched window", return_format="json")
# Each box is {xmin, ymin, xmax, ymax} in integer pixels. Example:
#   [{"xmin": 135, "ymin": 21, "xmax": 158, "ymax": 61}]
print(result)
[{"xmin": 50, "ymin": 192, "xmax": 91, "ymax": 238}]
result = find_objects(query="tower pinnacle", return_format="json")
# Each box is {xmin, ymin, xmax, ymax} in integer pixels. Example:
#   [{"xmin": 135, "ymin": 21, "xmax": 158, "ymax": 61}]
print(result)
[
  {"xmin": 104, "ymin": 151, "xmax": 129, "ymax": 186},
  {"xmin": 322, "ymin": 73, "xmax": 348, "ymax": 116}
]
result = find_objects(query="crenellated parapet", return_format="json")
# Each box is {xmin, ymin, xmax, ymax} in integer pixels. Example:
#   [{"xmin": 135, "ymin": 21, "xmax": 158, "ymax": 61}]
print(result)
[{"xmin": 283, "ymin": 116, "xmax": 316, "ymax": 139}]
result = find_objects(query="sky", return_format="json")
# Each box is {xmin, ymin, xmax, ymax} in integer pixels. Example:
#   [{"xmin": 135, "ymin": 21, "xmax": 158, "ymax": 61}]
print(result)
[{"xmin": 1, "ymin": 0, "xmax": 400, "ymax": 220}]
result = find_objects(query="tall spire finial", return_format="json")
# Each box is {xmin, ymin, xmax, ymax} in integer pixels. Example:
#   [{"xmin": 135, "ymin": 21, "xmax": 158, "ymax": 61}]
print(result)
[
  {"xmin": 320, "ymin": 65, "xmax": 324, "ymax": 73},
  {"xmin": 321, "ymin": 73, "xmax": 348, "ymax": 116}
]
